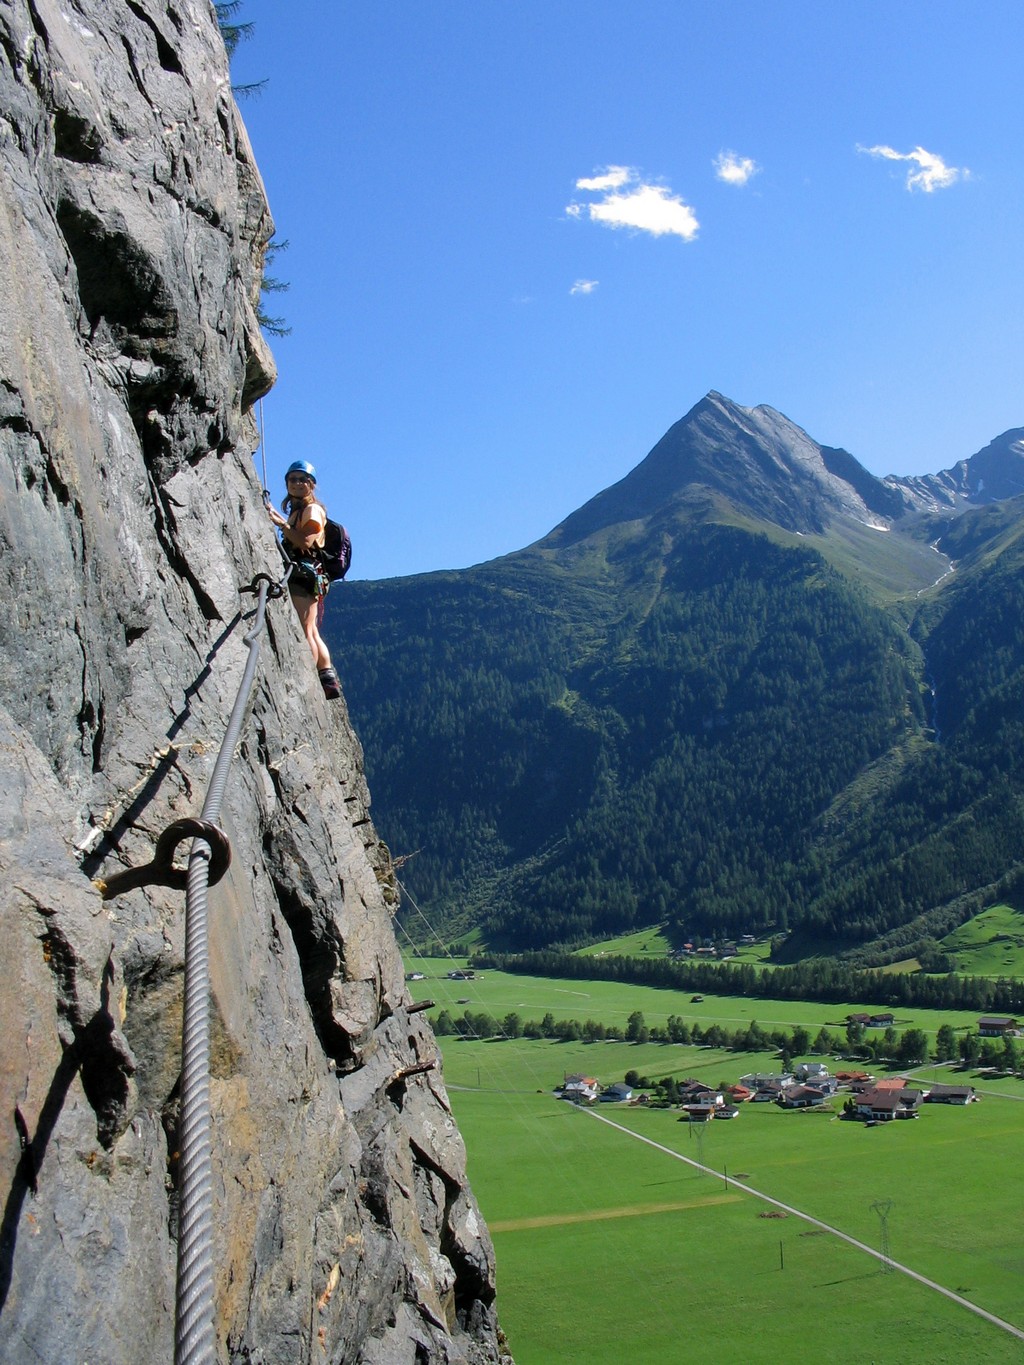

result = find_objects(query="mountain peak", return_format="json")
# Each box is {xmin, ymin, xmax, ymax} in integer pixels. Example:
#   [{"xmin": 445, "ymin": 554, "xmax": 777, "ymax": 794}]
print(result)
[
  {"xmin": 888, "ymin": 427, "xmax": 1024, "ymax": 512},
  {"xmin": 540, "ymin": 392, "xmax": 902, "ymax": 549}
]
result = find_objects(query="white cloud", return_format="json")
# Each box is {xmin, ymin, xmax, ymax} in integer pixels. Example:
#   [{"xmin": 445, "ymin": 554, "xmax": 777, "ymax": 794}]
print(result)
[
  {"xmin": 857, "ymin": 143, "xmax": 965, "ymax": 192},
  {"xmin": 570, "ymin": 279, "xmax": 599, "ymax": 296},
  {"xmin": 575, "ymin": 166, "xmax": 633, "ymax": 193},
  {"xmin": 567, "ymin": 166, "xmax": 699, "ymax": 241},
  {"xmin": 714, "ymin": 150, "xmax": 759, "ymax": 186}
]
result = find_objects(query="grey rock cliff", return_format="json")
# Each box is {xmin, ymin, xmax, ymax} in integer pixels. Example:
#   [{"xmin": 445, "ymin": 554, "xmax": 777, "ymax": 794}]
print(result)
[{"xmin": 0, "ymin": 3, "xmax": 503, "ymax": 1361}]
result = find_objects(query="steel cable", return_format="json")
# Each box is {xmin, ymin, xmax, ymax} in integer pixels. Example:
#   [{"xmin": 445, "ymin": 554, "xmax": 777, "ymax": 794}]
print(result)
[{"xmin": 174, "ymin": 569, "xmax": 286, "ymax": 1365}]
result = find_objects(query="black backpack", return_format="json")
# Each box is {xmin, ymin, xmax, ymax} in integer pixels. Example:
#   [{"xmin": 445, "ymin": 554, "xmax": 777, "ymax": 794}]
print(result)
[{"xmin": 319, "ymin": 517, "xmax": 352, "ymax": 581}]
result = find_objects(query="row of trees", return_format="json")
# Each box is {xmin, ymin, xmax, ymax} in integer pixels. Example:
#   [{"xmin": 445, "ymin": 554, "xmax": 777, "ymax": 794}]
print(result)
[
  {"xmin": 431, "ymin": 1005, "xmax": 1021, "ymax": 1071},
  {"xmin": 477, "ymin": 949, "xmax": 1024, "ymax": 1014}
]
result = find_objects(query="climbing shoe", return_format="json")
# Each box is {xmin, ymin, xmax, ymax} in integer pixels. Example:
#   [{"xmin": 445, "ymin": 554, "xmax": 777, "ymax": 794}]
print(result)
[{"xmin": 318, "ymin": 667, "xmax": 342, "ymax": 700}]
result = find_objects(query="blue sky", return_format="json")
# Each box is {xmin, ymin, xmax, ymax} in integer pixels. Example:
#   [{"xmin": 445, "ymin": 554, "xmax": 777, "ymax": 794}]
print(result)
[{"xmin": 232, "ymin": 2, "xmax": 1022, "ymax": 581}]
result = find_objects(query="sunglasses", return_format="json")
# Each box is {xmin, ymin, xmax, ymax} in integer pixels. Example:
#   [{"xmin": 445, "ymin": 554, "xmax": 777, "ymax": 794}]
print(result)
[{"xmin": 287, "ymin": 474, "xmax": 313, "ymax": 485}]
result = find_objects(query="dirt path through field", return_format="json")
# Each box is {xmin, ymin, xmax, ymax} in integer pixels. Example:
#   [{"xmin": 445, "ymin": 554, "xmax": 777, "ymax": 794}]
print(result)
[{"xmin": 490, "ymin": 1192, "xmax": 740, "ymax": 1233}]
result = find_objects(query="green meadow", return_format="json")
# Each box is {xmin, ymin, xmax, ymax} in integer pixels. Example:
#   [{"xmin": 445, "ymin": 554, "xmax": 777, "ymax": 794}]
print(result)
[
  {"xmin": 574, "ymin": 923, "xmax": 775, "ymax": 967},
  {"xmin": 450, "ymin": 1086, "xmax": 1024, "ymax": 1364},
  {"xmin": 404, "ymin": 959, "xmax": 1024, "ymax": 1363},
  {"xmin": 570, "ymin": 904, "xmax": 1024, "ymax": 978},
  {"xmin": 574, "ymin": 924, "xmax": 673, "ymax": 958},
  {"xmin": 940, "ymin": 903, "xmax": 1024, "ymax": 976},
  {"xmin": 404, "ymin": 958, "xmax": 989, "ymax": 1041}
]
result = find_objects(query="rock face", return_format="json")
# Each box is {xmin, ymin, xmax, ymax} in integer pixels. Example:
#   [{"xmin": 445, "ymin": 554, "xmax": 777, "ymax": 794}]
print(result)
[{"xmin": 0, "ymin": 4, "xmax": 503, "ymax": 1362}]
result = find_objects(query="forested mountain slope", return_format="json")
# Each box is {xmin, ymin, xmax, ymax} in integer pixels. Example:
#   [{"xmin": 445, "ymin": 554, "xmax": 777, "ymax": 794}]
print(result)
[{"xmin": 327, "ymin": 396, "xmax": 1024, "ymax": 954}]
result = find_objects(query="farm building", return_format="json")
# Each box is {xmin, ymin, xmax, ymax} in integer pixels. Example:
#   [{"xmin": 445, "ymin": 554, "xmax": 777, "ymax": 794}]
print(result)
[
  {"xmin": 561, "ymin": 1075, "xmax": 599, "ymax": 1102},
  {"xmin": 678, "ymin": 1080, "xmax": 718, "ymax": 1103},
  {"xmin": 854, "ymin": 1088, "xmax": 923, "ymax": 1121},
  {"xmin": 778, "ymin": 1086, "xmax": 828, "ymax": 1109},
  {"xmin": 600, "ymin": 1083, "xmax": 634, "ymax": 1103},
  {"xmin": 924, "ymin": 1084, "xmax": 977, "ymax": 1104},
  {"xmin": 740, "ymin": 1072, "xmax": 796, "ymax": 1091},
  {"xmin": 722, "ymin": 1083, "xmax": 754, "ymax": 1103},
  {"xmin": 794, "ymin": 1062, "xmax": 830, "ymax": 1083},
  {"xmin": 678, "ymin": 1085, "xmax": 725, "ymax": 1118},
  {"xmin": 750, "ymin": 1080, "xmax": 790, "ymax": 1102},
  {"xmin": 849, "ymin": 1075, "xmax": 903, "ymax": 1094},
  {"xmin": 977, "ymin": 1016, "xmax": 1018, "ymax": 1036}
]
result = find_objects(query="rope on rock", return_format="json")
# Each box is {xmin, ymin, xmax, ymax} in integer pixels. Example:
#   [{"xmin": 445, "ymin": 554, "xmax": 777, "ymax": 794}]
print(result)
[
  {"xmin": 258, "ymin": 396, "xmax": 270, "ymax": 498},
  {"xmin": 173, "ymin": 568, "xmax": 287, "ymax": 1365}
]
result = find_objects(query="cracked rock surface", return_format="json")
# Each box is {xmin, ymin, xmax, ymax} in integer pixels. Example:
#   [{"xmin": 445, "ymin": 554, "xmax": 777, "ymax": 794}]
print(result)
[{"xmin": 0, "ymin": 3, "xmax": 504, "ymax": 1361}]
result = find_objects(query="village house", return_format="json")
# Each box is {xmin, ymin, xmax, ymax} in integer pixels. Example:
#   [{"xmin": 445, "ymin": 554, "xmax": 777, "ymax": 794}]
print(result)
[
  {"xmin": 677, "ymin": 1080, "xmax": 721, "ymax": 1105},
  {"xmin": 977, "ymin": 1016, "xmax": 1019, "ymax": 1037},
  {"xmin": 740, "ymin": 1071, "xmax": 796, "ymax": 1089},
  {"xmin": 845, "ymin": 1012, "xmax": 894, "ymax": 1027},
  {"xmin": 793, "ymin": 1062, "xmax": 830, "ymax": 1083},
  {"xmin": 750, "ymin": 1079, "xmax": 789, "ymax": 1102},
  {"xmin": 924, "ymin": 1084, "xmax": 978, "ymax": 1104},
  {"xmin": 600, "ymin": 1082, "xmax": 634, "ymax": 1103},
  {"xmin": 849, "ymin": 1075, "xmax": 894, "ymax": 1094},
  {"xmin": 778, "ymin": 1085, "xmax": 828, "ymax": 1109},
  {"xmin": 680, "ymin": 1096, "xmax": 723, "ymax": 1120},
  {"xmin": 806, "ymin": 1074, "xmax": 839, "ymax": 1095},
  {"xmin": 677, "ymin": 1078, "xmax": 712, "ymax": 1095},
  {"xmin": 560, "ymin": 1074, "xmax": 599, "ymax": 1103},
  {"xmin": 722, "ymin": 1083, "xmax": 754, "ymax": 1103},
  {"xmin": 853, "ymin": 1087, "xmax": 923, "ymax": 1121}
]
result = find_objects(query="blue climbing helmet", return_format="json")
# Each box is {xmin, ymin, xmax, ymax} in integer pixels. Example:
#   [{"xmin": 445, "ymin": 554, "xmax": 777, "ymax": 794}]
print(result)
[{"xmin": 285, "ymin": 460, "xmax": 317, "ymax": 484}]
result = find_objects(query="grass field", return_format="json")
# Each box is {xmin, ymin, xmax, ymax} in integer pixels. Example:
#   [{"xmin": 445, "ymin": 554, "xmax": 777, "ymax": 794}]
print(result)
[
  {"xmin": 574, "ymin": 924, "xmax": 776, "ymax": 967},
  {"xmin": 404, "ymin": 959, "xmax": 1024, "ymax": 1362},
  {"xmin": 941, "ymin": 903, "xmax": 1024, "ymax": 976},
  {"xmin": 446, "ymin": 1063, "xmax": 1024, "ymax": 1363},
  {"xmin": 404, "ymin": 958, "xmax": 989, "ymax": 1042},
  {"xmin": 569, "ymin": 905, "xmax": 1024, "ymax": 978},
  {"xmin": 574, "ymin": 925, "xmax": 673, "ymax": 958}
]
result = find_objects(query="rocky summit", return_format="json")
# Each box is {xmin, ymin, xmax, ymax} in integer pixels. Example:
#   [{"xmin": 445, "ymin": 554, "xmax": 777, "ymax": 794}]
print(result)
[
  {"xmin": 542, "ymin": 391, "xmax": 907, "ymax": 543},
  {"xmin": 0, "ymin": 4, "xmax": 504, "ymax": 1363}
]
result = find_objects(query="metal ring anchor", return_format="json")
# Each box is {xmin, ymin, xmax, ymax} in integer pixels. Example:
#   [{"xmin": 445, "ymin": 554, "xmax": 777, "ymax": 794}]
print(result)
[
  {"xmin": 241, "ymin": 572, "xmax": 287, "ymax": 600},
  {"xmin": 95, "ymin": 818, "xmax": 232, "ymax": 900}
]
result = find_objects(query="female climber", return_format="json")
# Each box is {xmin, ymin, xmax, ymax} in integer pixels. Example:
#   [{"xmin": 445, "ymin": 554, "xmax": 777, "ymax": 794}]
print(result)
[{"xmin": 265, "ymin": 460, "xmax": 341, "ymax": 699}]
